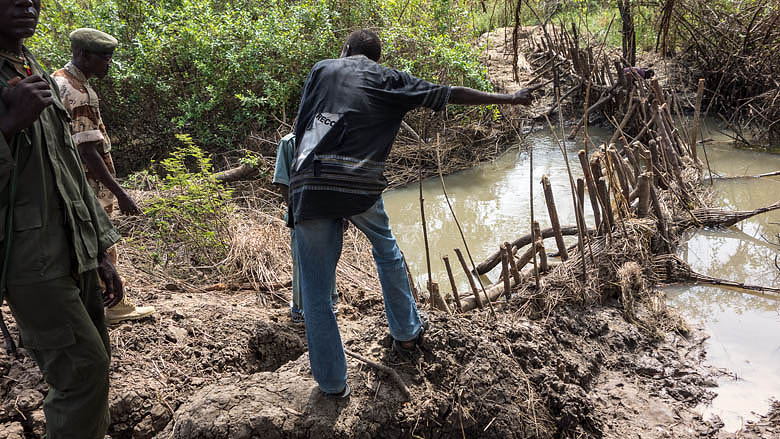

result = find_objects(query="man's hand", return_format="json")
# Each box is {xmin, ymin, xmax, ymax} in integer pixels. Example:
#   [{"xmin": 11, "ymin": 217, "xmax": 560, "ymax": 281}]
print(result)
[
  {"xmin": 117, "ymin": 191, "xmax": 142, "ymax": 215},
  {"xmin": 0, "ymin": 75, "xmax": 53, "ymax": 138},
  {"xmin": 97, "ymin": 252, "xmax": 124, "ymax": 307},
  {"xmin": 511, "ymin": 88, "xmax": 533, "ymax": 106}
]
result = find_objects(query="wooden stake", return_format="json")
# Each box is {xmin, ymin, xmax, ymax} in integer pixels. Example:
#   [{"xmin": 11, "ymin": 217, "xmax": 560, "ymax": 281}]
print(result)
[
  {"xmin": 442, "ymin": 256, "xmax": 461, "ymax": 313},
  {"xmin": 516, "ymin": 241, "xmax": 542, "ymax": 272},
  {"xmin": 400, "ymin": 251, "xmax": 420, "ymax": 304},
  {"xmin": 501, "ymin": 244, "xmax": 512, "ymax": 299},
  {"xmin": 455, "ymin": 248, "xmax": 482, "ymax": 309},
  {"xmin": 609, "ymin": 147, "xmax": 631, "ymax": 204},
  {"xmin": 637, "ymin": 172, "xmax": 651, "ymax": 217},
  {"xmin": 597, "ymin": 176, "xmax": 615, "ymax": 232},
  {"xmin": 505, "ymin": 242, "xmax": 522, "ymax": 285},
  {"xmin": 533, "ymin": 222, "xmax": 549, "ymax": 272},
  {"xmin": 649, "ymin": 181, "xmax": 670, "ymax": 252},
  {"xmin": 576, "ymin": 178, "xmax": 587, "ymax": 233},
  {"xmin": 578, "ymin": 150, "xmax": 602, "ymax": 231},
  {"xmin": 541, "ymin": 175, "xmax": 568, "ymax": 261},
  {"xmin": 429, "ymin": 281, "xmax": 451, "ymax": 315}
]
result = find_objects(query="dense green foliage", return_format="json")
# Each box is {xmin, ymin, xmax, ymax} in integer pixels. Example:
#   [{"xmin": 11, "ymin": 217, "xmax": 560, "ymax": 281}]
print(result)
[{"xmin": 30, "ymin": 0, "xmax": 493, "ymax": 172}]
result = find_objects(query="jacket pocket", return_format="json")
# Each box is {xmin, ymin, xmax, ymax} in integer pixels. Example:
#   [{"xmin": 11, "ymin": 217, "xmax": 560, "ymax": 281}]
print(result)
[
  {"xmin": 73, "ymin": 200, "xmax": 97, "ymax": 258},
  {"xmin": 13, "ymin": 206, "xmax": 42, "ymax": 231},
  {"xmin": 20, "ymin": 324, "xmax": 75, "ymax": 350},
  {"xmin": 6, "ymin": 206, "xmax": 42, "ymax": 267}
]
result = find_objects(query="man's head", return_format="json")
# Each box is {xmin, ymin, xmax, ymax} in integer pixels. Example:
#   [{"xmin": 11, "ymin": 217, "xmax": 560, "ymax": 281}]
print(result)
[
  {"xmin": 340, "ymin": 29, "xmax": 381, "ymax": 62},
  {"xmin": 0, "ymin": 0, "xmax": 41, "ymax": 51},
  {"xmin": 645, "ymin": 69, "xmax": 655, "ymax": 79},
  {"xmin": 70, "ymin": 28, "xmax": 117, "ymax": 79}
]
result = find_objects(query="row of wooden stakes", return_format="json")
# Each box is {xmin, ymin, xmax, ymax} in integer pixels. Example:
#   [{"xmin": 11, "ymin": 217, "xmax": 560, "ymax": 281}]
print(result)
[{"xmin": 418, "ymin": 75, "xmax": 705, "ymax": 315}]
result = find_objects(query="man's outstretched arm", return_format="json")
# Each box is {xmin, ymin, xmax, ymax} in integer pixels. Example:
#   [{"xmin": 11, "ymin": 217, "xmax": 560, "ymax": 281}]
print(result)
[{"xmin": 448, "ymin": 86, "xmax": 532, "ymax": 106}]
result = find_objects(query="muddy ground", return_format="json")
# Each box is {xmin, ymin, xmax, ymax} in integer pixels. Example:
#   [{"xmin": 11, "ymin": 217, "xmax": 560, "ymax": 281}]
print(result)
[
  {"xmin": 1, "ymin": 234, "xmax": 776, "ymax": 438},
  {"xmin": 1, "ymin": 27, "xmax": 778, "ymax": 439}
]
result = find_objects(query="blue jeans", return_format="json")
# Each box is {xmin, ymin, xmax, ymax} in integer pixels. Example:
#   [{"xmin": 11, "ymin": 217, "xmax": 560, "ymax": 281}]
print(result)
[
  {"xmin": 291, "ymin": 228, "xmax": 338, "ymax": 311},
  {"xmin": 295, "ymin": 197, "xmax": 423, "ymax": 393}
]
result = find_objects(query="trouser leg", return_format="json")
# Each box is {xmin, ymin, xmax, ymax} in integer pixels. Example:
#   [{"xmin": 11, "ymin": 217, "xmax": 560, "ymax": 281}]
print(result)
[
  {"xmin": 6, "ymin": 271, "xmax": 111, "ymax": 439},
  {"xmin": 291, "ymin": 228, "xmax": 303, "ymax": 310},
  {"xmin": 294, "ymin": 218, "xmax": 347, "ymax": 393},
  {"xmin": 349, "ymin": 197, "xmax": 422, "ymax": 342},
  {"xmin": 292, "ymin": 227, "xmax": 339, "ymax": 312}
]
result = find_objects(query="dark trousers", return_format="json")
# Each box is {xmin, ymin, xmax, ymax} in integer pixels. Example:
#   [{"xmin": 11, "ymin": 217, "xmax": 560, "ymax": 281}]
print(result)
[{"xmin": 6, "ymin": 270, "xmax": 111, "ymax": 439}]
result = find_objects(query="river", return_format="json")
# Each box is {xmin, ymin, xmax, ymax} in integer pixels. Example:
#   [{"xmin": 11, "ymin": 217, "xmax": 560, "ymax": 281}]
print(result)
[{"xmin": 382, "ymin": 122, "xmax": 780, "ymax": 432}]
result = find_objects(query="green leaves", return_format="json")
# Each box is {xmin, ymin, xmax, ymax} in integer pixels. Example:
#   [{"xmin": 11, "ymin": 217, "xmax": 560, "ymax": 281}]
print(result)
[
  {"xmin": 142, "ymin": 134, "xmax": 235, "ymax": 268},
  {"xmin": 29, "ymin": 0, "xmax": 493, "ymax": 169}
]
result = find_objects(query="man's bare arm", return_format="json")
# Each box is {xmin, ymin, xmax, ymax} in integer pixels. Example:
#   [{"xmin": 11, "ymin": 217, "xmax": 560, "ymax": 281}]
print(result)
[
  {"xmin": 77, "ymin": 141, "xmax": 141, "ymax": 215},
  {"xmin": 448, "ymin": 86, "xmax": 532, "ymax": 106}
]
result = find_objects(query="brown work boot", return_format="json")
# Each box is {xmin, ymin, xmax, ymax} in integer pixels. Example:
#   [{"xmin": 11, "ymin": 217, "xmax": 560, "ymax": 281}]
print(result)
[{"xmin": 105, "ymin": 294, "xmax": 156, "ymax": 325}]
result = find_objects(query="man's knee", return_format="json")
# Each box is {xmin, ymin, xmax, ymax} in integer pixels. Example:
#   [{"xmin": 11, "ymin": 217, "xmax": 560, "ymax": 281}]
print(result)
[{"xmin": 32, "ymin": 334, "xmax": 109, "ymax": 393}]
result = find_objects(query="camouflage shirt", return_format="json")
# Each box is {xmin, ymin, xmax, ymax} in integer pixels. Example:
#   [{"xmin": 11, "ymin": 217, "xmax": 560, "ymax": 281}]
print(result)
[{"xmin": 52, "ymin": 62, "xmax": 116, "ymax": 210}]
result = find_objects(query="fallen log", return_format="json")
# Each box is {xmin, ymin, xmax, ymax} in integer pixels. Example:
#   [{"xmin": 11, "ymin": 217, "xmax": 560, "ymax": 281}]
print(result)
[
  {"xmin": 475, "ymin": 226, "xmax": 582, "ymax": 275},
  {"xmin": 214, "ymin": 164, "xmax": 260, "ymax": 183}
]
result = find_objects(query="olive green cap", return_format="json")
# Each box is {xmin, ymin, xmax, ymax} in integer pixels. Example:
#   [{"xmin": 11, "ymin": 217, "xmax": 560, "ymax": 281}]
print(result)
[{"xmin": 69, "ymin": 28, "xmax": 118, "ymax": 54}]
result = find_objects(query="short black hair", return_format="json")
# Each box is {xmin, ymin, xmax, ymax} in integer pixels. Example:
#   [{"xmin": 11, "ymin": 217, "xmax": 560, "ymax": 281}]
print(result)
[
  {"xmin": 346, "ymin": 29, "xmax": 381, "ymax": 62},
  {"xmin": 645, "ymin": 69, "xmax": 655, "ymax": 79}
]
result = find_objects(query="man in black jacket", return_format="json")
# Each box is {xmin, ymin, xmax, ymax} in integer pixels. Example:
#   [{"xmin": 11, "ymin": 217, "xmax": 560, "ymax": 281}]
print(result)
[{"xmin": 290, "ymin": 29, "xmax": 533, "ymax": 398}]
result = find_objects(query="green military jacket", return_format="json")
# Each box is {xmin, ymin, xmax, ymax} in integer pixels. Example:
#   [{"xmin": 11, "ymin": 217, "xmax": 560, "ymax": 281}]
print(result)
[{"xmin": 0, "ymin": 47, "xmax": 120, "ymax": 284}]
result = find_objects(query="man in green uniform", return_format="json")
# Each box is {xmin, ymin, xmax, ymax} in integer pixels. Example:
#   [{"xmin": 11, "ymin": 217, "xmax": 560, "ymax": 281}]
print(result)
[
  {"xmin": 52, "ymin": 28, "xmax": 155, "ymax": 325},
  {"xmin": 0, "ymin": 0, "xmax": 123, "ymax": 437}
]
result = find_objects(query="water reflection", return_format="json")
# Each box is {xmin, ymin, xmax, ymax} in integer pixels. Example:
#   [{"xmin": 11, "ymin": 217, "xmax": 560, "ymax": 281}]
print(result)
[
  {"xmin": 383, "ymin": 127, "xmax": 610, "ymax": 291},
  {"xmin": 666, "ymin": 122, "xmax": 780, "ymax": 432}
]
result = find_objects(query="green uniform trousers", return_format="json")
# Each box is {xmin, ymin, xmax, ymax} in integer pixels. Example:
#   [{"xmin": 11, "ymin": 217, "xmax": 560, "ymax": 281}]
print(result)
[{"xmin": 5, "ymin": 270, "xmax": 110, "ymax": 439}]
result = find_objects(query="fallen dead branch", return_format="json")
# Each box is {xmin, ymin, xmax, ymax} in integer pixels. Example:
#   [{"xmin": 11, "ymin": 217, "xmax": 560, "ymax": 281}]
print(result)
[
  {"xmin": 652, "ymin": 254, "xmax": 780, "ymax": 297},
  {"xmin": 344, "ymin": 349, "xmax": 411, "ymax": 401},
  {"xmin": 711, "ymin": 170, "xmax": 780, "ymax": 180}
]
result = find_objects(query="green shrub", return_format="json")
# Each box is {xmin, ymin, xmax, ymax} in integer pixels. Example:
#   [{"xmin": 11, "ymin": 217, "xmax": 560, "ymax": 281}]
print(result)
[
  {"xmin": 29, "ymin": 0, "xmax": 493, "ymax": 174},
  {"xmin": 141, "ymin": 134, "xmax": 234, "ymax": 269}
]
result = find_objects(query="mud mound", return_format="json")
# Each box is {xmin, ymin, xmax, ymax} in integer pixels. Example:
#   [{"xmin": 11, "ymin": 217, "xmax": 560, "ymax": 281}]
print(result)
[
  {"xmin": 164, "ymin": 303, "xmax": 711, "ymax": 438},
  {"xmin": 247, "ymin": 321, "xmax": 305, "ymax": 372}
]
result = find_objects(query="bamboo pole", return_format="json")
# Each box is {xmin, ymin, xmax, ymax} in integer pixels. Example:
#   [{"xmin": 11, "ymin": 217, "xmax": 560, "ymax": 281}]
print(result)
[
  {"xmin": 434, "ymin": 136, "xmax": 496, "ymax": 317},
  {"xmin": 442, "ymin": 256, "xmax": 461, "ymax": 313},
  {"xmin": 418, "ymin": 139, "xmax": 433, "ymax": 292},
  {"xmin": 541, "ymin": 175, "xmax": 569, "ymax": 261}
]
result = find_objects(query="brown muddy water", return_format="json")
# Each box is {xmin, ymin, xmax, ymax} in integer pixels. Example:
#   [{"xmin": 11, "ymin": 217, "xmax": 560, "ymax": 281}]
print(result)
[
  {"xmin": 382, "ymin": 123, "xmax": 780, "ymax": 432},
  {"xmin": 667, "ymin": 124, "xmax": 780, "ymax": 431}
]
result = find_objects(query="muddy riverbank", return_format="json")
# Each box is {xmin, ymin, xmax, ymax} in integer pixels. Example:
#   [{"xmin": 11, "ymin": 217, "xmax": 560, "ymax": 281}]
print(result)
[{"xmin": 1, "ymin": 27, "xmax": 778, "ymax": 439}]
